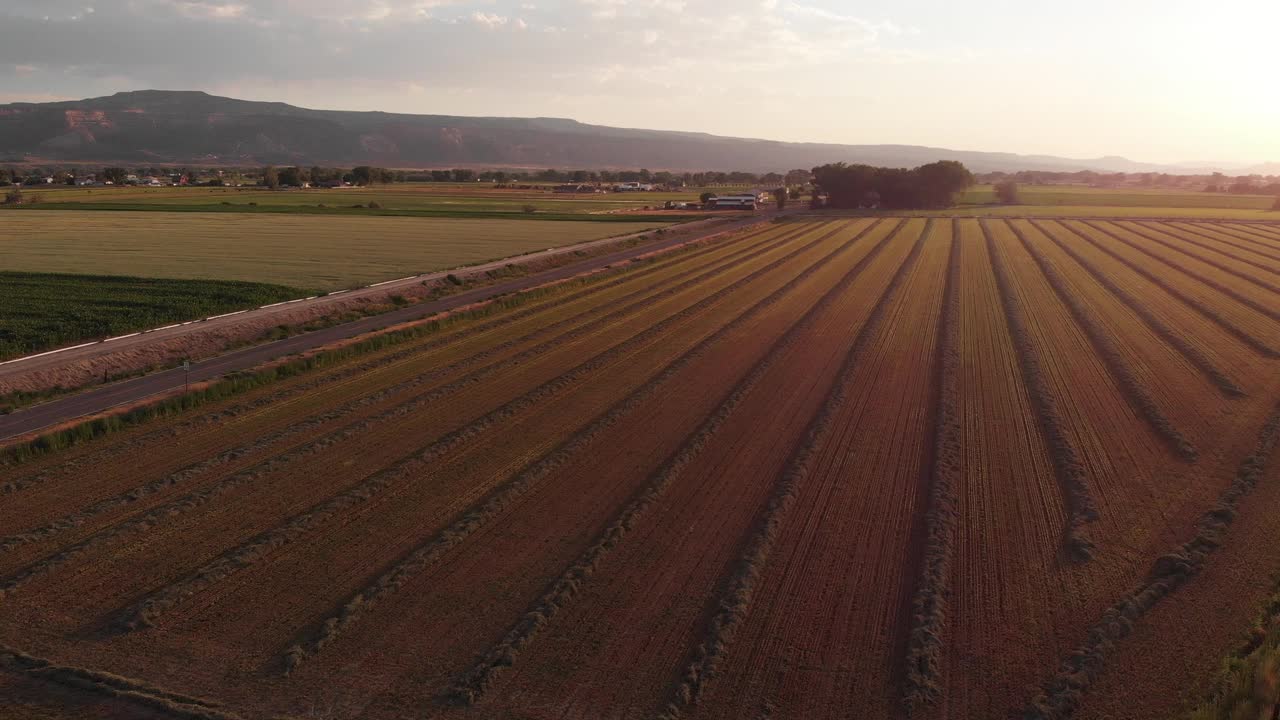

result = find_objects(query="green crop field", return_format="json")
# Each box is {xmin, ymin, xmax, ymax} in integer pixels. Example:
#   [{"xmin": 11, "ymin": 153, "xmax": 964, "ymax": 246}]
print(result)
[
  {"xmin": 960, "ymin": 184, "xmax": 1278, "ymax": 211},
  {"xmin": 13, "ymin": 183, "xmax": 740, "ymax": 219},
  {"xmin": 0, "ymin": 272, "xmax": 301, "ymax": 361},
  {"xmin": 0, "ymin": 211, "xmax": 668, "ymax": 290}
]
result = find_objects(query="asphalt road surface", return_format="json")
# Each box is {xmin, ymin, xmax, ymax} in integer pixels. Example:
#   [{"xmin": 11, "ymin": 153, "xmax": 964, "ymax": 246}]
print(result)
[{"xmin": 0, "ymin": 214, "xmax": 770, "ymax": 442}]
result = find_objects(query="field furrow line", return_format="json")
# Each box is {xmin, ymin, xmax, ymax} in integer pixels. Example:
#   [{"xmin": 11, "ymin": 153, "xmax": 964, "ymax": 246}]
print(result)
[
  {"xmin": 0, "ymin": 226, "xmax": 809, "ymax": 550},
  {"xmin": 655, "ymin": 220, "xmax": 928, "ymax": 720},
  {"xmin": 449, "ymin": 219, "xmax": 909, "ymax": 706},
  {"xmin": 1024, "ymin": 399, "xmax": 1280, "ymax": 720},
  {"xmin": 0, "ymin": 222, "xmax": 785, "ymax": 496},
  {"xmin": 1037, "ymin": 220, "xmax": 1244, "ymax": 397},
  {"xmin": 1153, "ymin": 222, "xmax": 1280, "ymax": 277},
  {"xmin": 116, "ymin": 221, "xmax": 880, "ymax": 635},
  {"xmin": 1208, "ymin": 222, "xmax": 1280, "ymax": 250},
  {"xmin": 0, "ymin": 644, "xmax": 241, "ymax": 720},
  {"xmin": 0, "ymin": 224, "xmax": 848, "ymax": 603},
  {"xmin": 1007, "ymin": 221, "xmax": 1198, "ymax": 461},
  {"xmin": 1076, "ymin": 221, "xmax": 1280, "ymax": 358},
  {"xmin": 1168, "ymin": 222, "xmax": 1280, "ymax": 265},
  {"xmin": 1111, "ymin": 222, "xmax": 1280, "ymax": 306},
  {"xmin": 981, "ymin": 219, "xmax": 1099, "ymax": 561},
  {"xmin": 902, "ymin": 218, "xmax": 962, "ymax": 713},
  {"xmin": 279, "ymin": 219, "xmax": 903, "ymax": 674}
]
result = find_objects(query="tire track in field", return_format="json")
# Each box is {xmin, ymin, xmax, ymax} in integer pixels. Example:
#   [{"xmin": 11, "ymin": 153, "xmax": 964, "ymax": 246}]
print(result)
[
  {"xmin": 982, "ymin": 219, "xmax": 1099, "ymax": 561},
  {"xmin": 278, "ymin": 220, "xmax": 901, "ymax": 675},
  {"xmin": 0, "ymin": 223, "xmax": 849, "ymax": 604},
  {"xmin": 1007, "ymin": 221, "xmax": 1198, "ymax": 462},
  {"xmin": 1164, "ymin": 222, "xmax": 1280, "ymax": 266},
  {"xmin": 449, "ymin": 219, "xmax": 907, "ymax": 706},
  {"xmin": 1037, "ymin": 220, "xmax": 1244, "ymax": 398},
  {"xmin": 655, "ymin": 220, "xmax": 927, "ymax": 720},
  {"xmin": 1076, "ymin": 221, "xmax": 1280, "ymax": 358},
  {"xmin": 113, "ymin": 222, "xmax": 870, "ymax": 633},
  {"xmin": 902, "ymin": 219, "xmax": 961, "ymax": 714},
  {"xmin": 1024, "ymin": 399, "xmax": 1280, "ymax": 720},
  {"xmin": 0, "ymin": 223, "xmax": 779, "ymax": 497},
  {"xmin": 1152, "ymin": 222, "xmax": 1280, "ymax": 276},
  {"xmin": 0, "ymin": 225, "xmax": 810, "ymax": 553},
  {"xmin": 0, "ymin": 644, "xmax": 242, "ymax": 720},
  {"xmin": 1110, "ymin": 222, "xmax": 1280, "ymax": 308}
]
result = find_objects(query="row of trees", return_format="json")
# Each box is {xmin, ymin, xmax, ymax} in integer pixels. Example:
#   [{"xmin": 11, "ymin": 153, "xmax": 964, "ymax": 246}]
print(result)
[
  {"xmin": 1205, "ymin": 179, "xmax": 1280, "ymax": 195},
  {"xmin": 1, "ymin": 165, "xmax": 816, "ymax": 189},
  {"xmin": 812, "ymin": 161, "xmax": 975, "ymax": 210},
  {"xmin": 254, "ymin": 165, "xmax": 818, "ymax": 189},
  {"xmin": 0, "ymin": 166, "xmax": 187, "ymax": 186},
  {"xmin": 400, "ymin": 168, "xmax": 812, "ymax": 186},
  {"xmin": 261, "ymin": 165, "xmax": 399, "ymax": 188}
]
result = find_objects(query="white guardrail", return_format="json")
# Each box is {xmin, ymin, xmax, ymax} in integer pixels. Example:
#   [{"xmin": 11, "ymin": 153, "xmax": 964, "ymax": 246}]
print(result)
[{"xmin": 0, "ymin": 270, "xmax": 458, "ymax": 369}]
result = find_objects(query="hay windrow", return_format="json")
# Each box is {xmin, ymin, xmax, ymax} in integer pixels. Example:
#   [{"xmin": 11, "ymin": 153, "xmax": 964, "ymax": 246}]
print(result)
[
  {"xmin": 1024, "ymin": 401, "xmax": 1280, "ymax": 720},
  {"xmin": 1103, "ymin": 221, "xmax": 1280, "ymax": 321},
  {"xmin": 902, "ymin": 219, "xmax": 961, "ymax": 713},
  {"xmin": 0, "ymin": 222, "xmax": 806, "ymax": 553},
  {"xmin": 1008, "ymin": 220, "xmax": 1198, "ymax": 462},
  {"xmin": 1036, "ymin": 220, "xmax": 1244, "ymax": 398},
  {"xmin": 118, "ymin": 222, "xmax": 844, "ymax": 632},
  {"xmin": 982, "ymin": 219, "xmax": 1098, "ymax": 561},
  {"xmin": 0, "ymin": 644, "xmax": 243, "ymax": 720},
  {"xmin": 280, "ymin": 220, "xmax": 888, "ymax": 673},
  {"xmin": 1156, "ymin": 221, "xmax": 1280, "ymax": 272},
  {"xmin": 451, "ymin": 219, "xmax": 902, "ymax": 705},
  {"xmin": 1077, "ymin": 220, "xmax": 1279, "ymax": 358},
  {"xmin": 3, "ymin": 223, "xmax": 841, "ymax": 605},
  {"xmin": 655, "ymin": 219, "xmax": 923, "ymax": 719}
]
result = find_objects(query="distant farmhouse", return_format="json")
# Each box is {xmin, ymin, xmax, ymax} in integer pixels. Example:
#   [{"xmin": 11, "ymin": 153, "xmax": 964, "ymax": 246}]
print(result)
[
  {"xmin": 710, "ymin": 190, "xmax": 768, "ymax": 210},
  {"xmin": 612, "ymin": 182, "xmax": 655, "ymax": 192}
]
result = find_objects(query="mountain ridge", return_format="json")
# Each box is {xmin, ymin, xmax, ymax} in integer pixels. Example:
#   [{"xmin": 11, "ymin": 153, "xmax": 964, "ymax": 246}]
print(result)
[{"xmin": 0, "ymin": 90, "xmax": 1270, "ymax": 174}]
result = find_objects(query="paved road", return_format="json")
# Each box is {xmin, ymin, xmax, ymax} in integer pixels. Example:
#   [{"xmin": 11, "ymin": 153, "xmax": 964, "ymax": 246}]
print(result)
[{"xmin": 0, "ymin": 214, "xmax": 770, "ymax": 442}]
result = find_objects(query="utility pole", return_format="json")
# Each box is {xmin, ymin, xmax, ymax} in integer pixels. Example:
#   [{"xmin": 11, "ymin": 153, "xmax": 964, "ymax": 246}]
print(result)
[{"xmin": 183, "ymin": 359, "xmax": 190, "ymax": 394}]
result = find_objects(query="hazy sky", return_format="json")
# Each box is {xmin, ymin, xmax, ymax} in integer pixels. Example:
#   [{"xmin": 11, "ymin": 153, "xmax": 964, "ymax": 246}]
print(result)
[{"xmin": 2, "ymin": 0, "xmax": 1277, "ymax": 165}]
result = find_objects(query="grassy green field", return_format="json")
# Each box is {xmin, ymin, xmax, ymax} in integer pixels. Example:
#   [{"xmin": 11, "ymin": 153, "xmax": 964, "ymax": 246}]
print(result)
[
  {"xmin": 959, "ymin": 184, "xmax": 1278, "ymax": 211},
  {"xmin": 13, "ymin": 183, "xmax": 737, "ymax": 219},
  {"xmin": 0, "ymin": 272, "xmax": 301, "ymax": 361},
  {"xmin": 0, "ymin": 212, "xmax": 669, "ymax": 290}
]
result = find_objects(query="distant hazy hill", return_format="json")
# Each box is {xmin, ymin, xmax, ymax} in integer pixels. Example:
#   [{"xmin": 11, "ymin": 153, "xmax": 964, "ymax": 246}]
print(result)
[{"xmin": 0, "ymin": 90, "xmax": 1250, "ymax": 173}]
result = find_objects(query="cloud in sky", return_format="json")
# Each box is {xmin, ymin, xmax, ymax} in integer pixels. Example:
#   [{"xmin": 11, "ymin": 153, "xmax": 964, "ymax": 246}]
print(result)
[{"xmin": 0, "ymin": 0, "xmax": 1276, "ymax": 163}]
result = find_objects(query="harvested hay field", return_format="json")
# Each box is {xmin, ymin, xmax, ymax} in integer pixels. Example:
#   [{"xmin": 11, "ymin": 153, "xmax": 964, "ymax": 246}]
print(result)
[
  {"xmin": 0, "ymin": 217, "xmax": 1278, "ymax": 720},
  {"xmin": 0, "ymin": 211, "xmax": 667, "ymax": 290}
]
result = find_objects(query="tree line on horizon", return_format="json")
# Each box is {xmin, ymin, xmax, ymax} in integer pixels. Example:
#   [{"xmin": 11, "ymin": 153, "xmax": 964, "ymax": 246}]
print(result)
[
  {"xmin": 3, "ymin": 163, "xmax": 1279, "ymax": 202},
  {"xmin": 0, "ymin": 165, "xmax": 815, "ymax": 189}
]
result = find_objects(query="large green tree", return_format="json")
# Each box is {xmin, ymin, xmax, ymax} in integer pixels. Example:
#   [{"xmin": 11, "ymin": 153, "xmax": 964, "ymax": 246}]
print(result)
[
  {"xmin": 100, "ymin": 167, "xmax": 128, "ymax": 185},
  {"xmin": 812, "ymin": 161, "xmax": 973, "ymax": 210},
  {"xmin": 994, "ymin": 180, "xmax": 1020, "ymax": 204}
]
